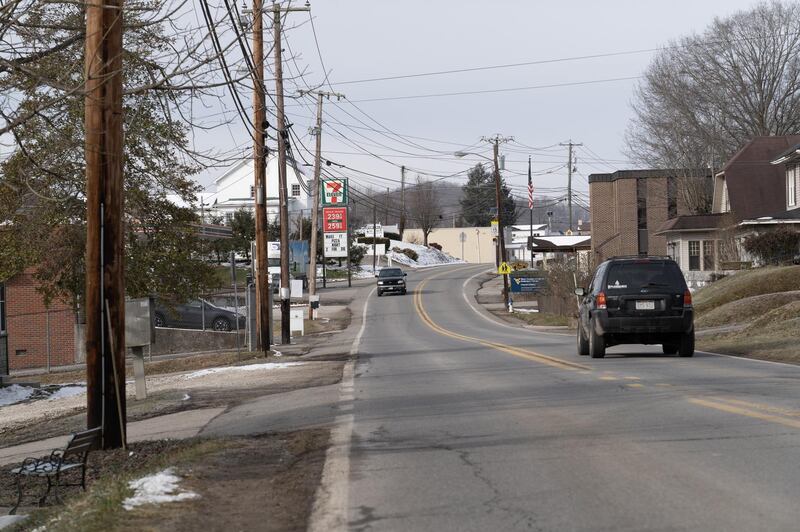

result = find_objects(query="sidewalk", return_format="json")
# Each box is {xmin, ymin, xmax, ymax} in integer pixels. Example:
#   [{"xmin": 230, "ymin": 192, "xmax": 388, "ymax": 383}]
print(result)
[{"xmin": 0, "ymin": 407, "xmax": 224, "ymax": 467}]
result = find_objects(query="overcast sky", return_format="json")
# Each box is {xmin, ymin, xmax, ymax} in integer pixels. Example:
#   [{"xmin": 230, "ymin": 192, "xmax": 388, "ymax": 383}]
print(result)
[{"xmin": 196, "ymin": 0, "xmax": 764, "ymax": 204}]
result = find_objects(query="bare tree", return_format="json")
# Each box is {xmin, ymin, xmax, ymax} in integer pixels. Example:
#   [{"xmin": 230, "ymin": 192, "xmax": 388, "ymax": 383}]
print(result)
[
  {"xmin": 409, "ymin": 177, "xmax": 441, "ymax": 246},
  {"xmin": 626, "ymin": 0, "xmax": 800, "ymax": 213}
]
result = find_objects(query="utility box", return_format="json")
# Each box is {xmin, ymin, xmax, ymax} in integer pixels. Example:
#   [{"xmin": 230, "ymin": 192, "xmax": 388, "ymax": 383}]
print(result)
[
  {"xmin": 124, "ymin": 297, "xmax": 154, "ymax": 401},
  {"xmin": 290, "ymin": 309, "xmax": 304, "ymax": 337},
  {"xmin": 125, "ymin": 297, "xmax": 155, "ymax": 347}
]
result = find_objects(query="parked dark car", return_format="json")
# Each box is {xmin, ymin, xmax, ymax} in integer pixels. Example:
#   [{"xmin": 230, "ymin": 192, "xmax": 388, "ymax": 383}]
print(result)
[
  {"xmin": 575, "ymin": 256, "xmax": 694, "ymax": 358},
  {"xmin": 376, "ymin": 268, "xmax": 407, "ymax": 296},
  {"xmin": 153, "ymin": 299, "xmax": 245, "ymax": 331}
]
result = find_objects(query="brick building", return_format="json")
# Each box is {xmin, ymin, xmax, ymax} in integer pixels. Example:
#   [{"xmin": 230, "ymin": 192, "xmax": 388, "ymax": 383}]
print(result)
[
  {"xmin": 589, "ymin": 169, "xmax": 709, "ymax": 263},
  {"xmin": 0, "ymin": 270, "xmax": 79, "ymax": 373}
]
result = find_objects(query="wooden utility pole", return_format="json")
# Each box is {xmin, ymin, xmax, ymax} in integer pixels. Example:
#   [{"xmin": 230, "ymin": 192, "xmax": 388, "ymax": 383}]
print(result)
[
  {"xmin": 560, "ymin": 140, "xmax": 582, "ymax": 232},
  {"xmin": 85, "ymin": 0, "xmax": 126, "ymax": 449},
  {"xmin": 399, "ymin": 165, "xmax": 406, "ymax": 239},
  {"xmin": 252, "ymin": 0, "xmax": 270, "ymax": 353},
  {"xmin": 272, "ymin": 2, "xmax": 309, "ymax": 344},
  {"xmin": 300, "ymin": 89, "xmax": 344, "ymax": 320},
  {"xmin": 483, "ymin": 135, "xmax": 512, "ymax": 310},
  {"xmin": 372, "ymin": 202, "xmax": 377, "ymax": 271}
]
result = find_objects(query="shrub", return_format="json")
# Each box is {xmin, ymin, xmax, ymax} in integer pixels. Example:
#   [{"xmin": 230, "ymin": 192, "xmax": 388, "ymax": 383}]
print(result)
[
  {"xmin": 384, "ymin": 231, "xmax": 401, "ymax": 241},
  {"xmin": 429, "ymin": 242, "xmax": 442, "ymax": 251},
  {"xmin": 356, "ymin": 237, "xmax": 390, "ymax": 253},
  {"xmin": 743, "ymin": 228, "xmax": 800, "ymax": 265},
  {"xmin": 401, "ymin": 248, "xmax": 419, "ymax": 261},
  {"xmin": 348, "ymin": 243, "xmax": 366, "ymax": 266}
]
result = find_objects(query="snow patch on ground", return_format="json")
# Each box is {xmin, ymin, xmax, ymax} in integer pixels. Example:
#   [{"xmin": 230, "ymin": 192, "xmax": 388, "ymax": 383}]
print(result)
[
  {"xmin": 0, "ymin": 385, "xmax": 35, "ymax": 407},
  {"xmin": 387, "ymin": 240, "xmax": 464, "ymax": 268},
  {"xmin": 184, "ymin": 362, "xmax": 305, "ymax": 379},
  {"xmin": 123, "ymin": 468, "xmax": 199, "ymax": 510},
  {"xmin": 47, "ymin": 385, "xmax": 87, "ymax": 401},
  {"xmin": 513, "ymin": 308, "xmax": 540, "ymax": 314}
]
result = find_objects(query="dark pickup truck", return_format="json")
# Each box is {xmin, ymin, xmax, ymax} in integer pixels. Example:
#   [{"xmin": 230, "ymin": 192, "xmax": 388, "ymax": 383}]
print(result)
[{"xmin": 376, "ymin": 268, "xmax": 407, "ymax": 296}]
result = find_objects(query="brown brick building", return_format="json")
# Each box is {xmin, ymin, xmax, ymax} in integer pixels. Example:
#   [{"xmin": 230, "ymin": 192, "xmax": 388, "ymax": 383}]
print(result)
[
  {"xmin": 0, "ymin": 270, "xmax": 79, "ymax": 373},
  {"xmin": 589, "ymin": 169, "xmax": 709, "ymax": 263}
]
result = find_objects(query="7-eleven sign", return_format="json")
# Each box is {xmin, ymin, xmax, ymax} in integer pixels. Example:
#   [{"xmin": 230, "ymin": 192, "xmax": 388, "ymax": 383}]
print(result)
[{"xmin": 321, "ymin": 178, "xmax": 348, "ymax": 205}]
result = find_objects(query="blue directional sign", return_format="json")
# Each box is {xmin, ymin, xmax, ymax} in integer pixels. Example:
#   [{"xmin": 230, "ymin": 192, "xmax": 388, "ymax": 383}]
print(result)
[{"xmin": 509, "ymin": 276, "xmax": 547, "ymax": 293}]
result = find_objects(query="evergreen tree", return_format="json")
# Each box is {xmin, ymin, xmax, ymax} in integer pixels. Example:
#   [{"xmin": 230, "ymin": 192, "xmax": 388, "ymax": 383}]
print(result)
[{"xmin": 460, "ymin": 164, "xmax": 517, "ymax": 227}]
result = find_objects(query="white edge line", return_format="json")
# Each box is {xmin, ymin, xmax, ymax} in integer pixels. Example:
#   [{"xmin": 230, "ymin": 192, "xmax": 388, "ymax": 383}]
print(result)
[
  {"xmin": 461, "ymin": 267, "xmax": 569, "ymax": 337},
  {"xmin": 308, "ymin": 286, "xmax": 375, "ymax": 532},
  {"xmin": 697, "ymin": 349, "xmax": 800, "ymax": 368}
]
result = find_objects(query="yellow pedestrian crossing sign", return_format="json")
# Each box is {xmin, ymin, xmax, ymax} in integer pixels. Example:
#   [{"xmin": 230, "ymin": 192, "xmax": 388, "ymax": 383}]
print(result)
[{"xmin": 498, "ymin": 262, "xmax": 512, "ymax": 275}]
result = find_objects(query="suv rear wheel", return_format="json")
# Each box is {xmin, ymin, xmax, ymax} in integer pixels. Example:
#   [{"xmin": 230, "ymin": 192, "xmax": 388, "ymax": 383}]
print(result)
[
  {"xmin": 662, "ymin": 343, "xmax": 678, "ymax": 355},
  {"xmin": 577, "ymin": 325, "xmax": 589, "ymax": 356},
  {"xmin": 678, "ymin": 330, "xmax": 695, "ymax": 357},
  {"xmin": 589, "ymin": 319, "xmax": 606, "ymax": 358}
]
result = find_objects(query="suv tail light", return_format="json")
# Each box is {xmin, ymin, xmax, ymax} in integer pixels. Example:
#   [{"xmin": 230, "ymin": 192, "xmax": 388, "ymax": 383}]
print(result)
[
  {"xmin": 596, "ymin": 292, "xmax": 607, "ymax": 310},
  {"xmin": 683, "ymin": 290, "xmax": 693, "ymax": 307}
]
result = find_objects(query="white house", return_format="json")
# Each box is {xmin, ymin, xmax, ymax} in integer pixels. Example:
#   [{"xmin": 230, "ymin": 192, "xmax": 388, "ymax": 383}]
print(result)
[
  {"xmin": 508, "ymin": 224, "xmax": 549, "ymax": 263},
  {"xmin": 206, "ymin": 156, "xmax": 310, "ymax": 223}
]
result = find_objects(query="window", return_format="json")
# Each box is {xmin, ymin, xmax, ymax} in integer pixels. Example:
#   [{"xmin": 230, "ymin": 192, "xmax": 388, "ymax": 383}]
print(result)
[
  {"xmin": 688, "ymin": 241, "xmax": 700, "ymax": 271},
  {"xmin": 636, "ymin": 178, "xmax": 648, "ymax": 254},
  {"xmin": 667, "ymin": 177, "xmax": 678, "ymax": 218},
  {"xmin": 291, "ymin": 184, "xmax": 301, "ymax": 197},
  {"xmin": 702, "ymin": 240, "xmax": 715, "ymax": 271},
  {"xmin": 789, "ymin": 165, "xmax": 797, "ymax": 207},
  {"xmin": 721, "ymin": 179, "xmax": 730, "ymax": 213}
]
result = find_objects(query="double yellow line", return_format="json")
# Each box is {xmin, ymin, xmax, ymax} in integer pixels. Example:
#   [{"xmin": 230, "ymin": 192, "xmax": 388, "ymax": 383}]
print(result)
[{"xmin": 413, "ymin": 274, "xmax": 589, "ymax": 371}]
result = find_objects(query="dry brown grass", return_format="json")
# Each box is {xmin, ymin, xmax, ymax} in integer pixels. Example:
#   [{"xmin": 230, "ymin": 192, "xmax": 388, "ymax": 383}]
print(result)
[
  {"xmin": 693, "ymin": 265, "xmax": 800, "ymax": 314},
  {"xmin": 697, "ymin": 300, "xmax": 800, "ymax": 363},
  {"xmin": 696, "ymin": 291, "xmax": 800, "ymax": 328}
]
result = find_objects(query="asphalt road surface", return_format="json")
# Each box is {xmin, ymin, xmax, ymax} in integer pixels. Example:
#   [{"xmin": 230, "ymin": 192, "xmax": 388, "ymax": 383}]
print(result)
[{"xmin": 335, "ymin": 264, "xmax": 800, "ymax": 531}]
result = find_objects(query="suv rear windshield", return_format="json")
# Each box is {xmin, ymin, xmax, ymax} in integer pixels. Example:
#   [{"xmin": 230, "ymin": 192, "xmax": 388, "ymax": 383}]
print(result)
[
  {"xmin": 604, "ymin": 261, "xmax": 685, "ymax": 293},
  {"xmin": 379, "ymin": 268, "xmax": 403, "ymax": 277}
]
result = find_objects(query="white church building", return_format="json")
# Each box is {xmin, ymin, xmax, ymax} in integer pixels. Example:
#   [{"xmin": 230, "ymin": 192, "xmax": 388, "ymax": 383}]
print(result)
[{"xmin": 206, "ymin": 156, "xmax": 311, "ymax": 222}]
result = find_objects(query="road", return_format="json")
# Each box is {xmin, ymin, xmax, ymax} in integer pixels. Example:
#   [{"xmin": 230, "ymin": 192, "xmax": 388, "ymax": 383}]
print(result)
[{"xmin": 322, "ymin": 264, "xmax": 800, "ymax": 531}]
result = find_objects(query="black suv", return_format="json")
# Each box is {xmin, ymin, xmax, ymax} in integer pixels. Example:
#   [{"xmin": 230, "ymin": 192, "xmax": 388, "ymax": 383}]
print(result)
[
  {"xmin": 575, "ymin": 257, "xmax": 694, "ymax": 358},
  {"xmin": 376, "ymin": 268, "xmax": 407, "ymax": 296}
]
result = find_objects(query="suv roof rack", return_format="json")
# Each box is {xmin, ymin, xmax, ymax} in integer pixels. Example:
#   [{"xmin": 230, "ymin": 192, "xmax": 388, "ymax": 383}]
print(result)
[{"xmin": 608, "ymin": 255, "xmax": 673, "ymax": 260}]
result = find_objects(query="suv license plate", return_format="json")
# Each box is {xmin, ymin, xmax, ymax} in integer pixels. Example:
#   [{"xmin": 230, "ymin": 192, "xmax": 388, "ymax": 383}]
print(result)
[{"xmin": 635, "ymin": 300, "xmax": 655, "ymax": 310}]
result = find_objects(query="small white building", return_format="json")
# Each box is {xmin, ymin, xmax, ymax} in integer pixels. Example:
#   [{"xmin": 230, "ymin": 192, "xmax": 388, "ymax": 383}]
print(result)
[
  {"xmin": 508, "ymin": 224, "xmax": 549, "ymax": 263},
  {"xmin": 206, "ymin": 156, "xmax": 310, "ymax": 223}
]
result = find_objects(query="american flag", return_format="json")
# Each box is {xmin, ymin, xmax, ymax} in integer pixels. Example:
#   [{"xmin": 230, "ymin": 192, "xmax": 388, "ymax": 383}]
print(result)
[{"xmin": 527, "ymin": 156, "xmax": 534, "ymax": 210}]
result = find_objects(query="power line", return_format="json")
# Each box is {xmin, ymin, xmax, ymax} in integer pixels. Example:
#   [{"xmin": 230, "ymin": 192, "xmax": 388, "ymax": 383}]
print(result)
[{"xmin": 339, "ymin": 76, "xmax": 641, "ymax": 104}]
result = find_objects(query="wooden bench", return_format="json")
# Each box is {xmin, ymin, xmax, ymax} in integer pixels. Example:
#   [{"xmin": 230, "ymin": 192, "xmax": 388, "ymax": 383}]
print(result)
[{"xmin": 9, "ymin": 427, "xmax": 102, "ymax": 515}]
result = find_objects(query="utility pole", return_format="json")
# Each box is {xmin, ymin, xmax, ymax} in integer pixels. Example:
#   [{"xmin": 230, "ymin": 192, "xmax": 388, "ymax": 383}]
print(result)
[
  {"xmin": 272, "ymin": 2, "xmax": 309, "ymax": 344},
  {"xmin": 483, "ymin": 135, "xmax": 512, "ymax": 309},
  {"xmin": 300, "ymin": 89, "xmax": 344, "ymax": 320},
  {"xmin": 560, "ymin": 140, "xmax": 582, "ymax": 232},
  {"xmin": 252, "ymin": 0, "xmax": 270, "ymax": 353},
  {"xmin": 85, "ymin": 0, "xmax": 126, "ymax": 449},
  {"xmin": 372, "ymin": 201, "xmax": 377, "ymax": 272},
  {"xmin": 384, "ymin": 187, "xmax": 389, "ymax": 227},
  {"xmin": 528, "ymin": 156, "xmax": 535, "ymax": 268},
  {"xmin": 399, "ymin": 166, "xmax": 406, "ymax": 239}
]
